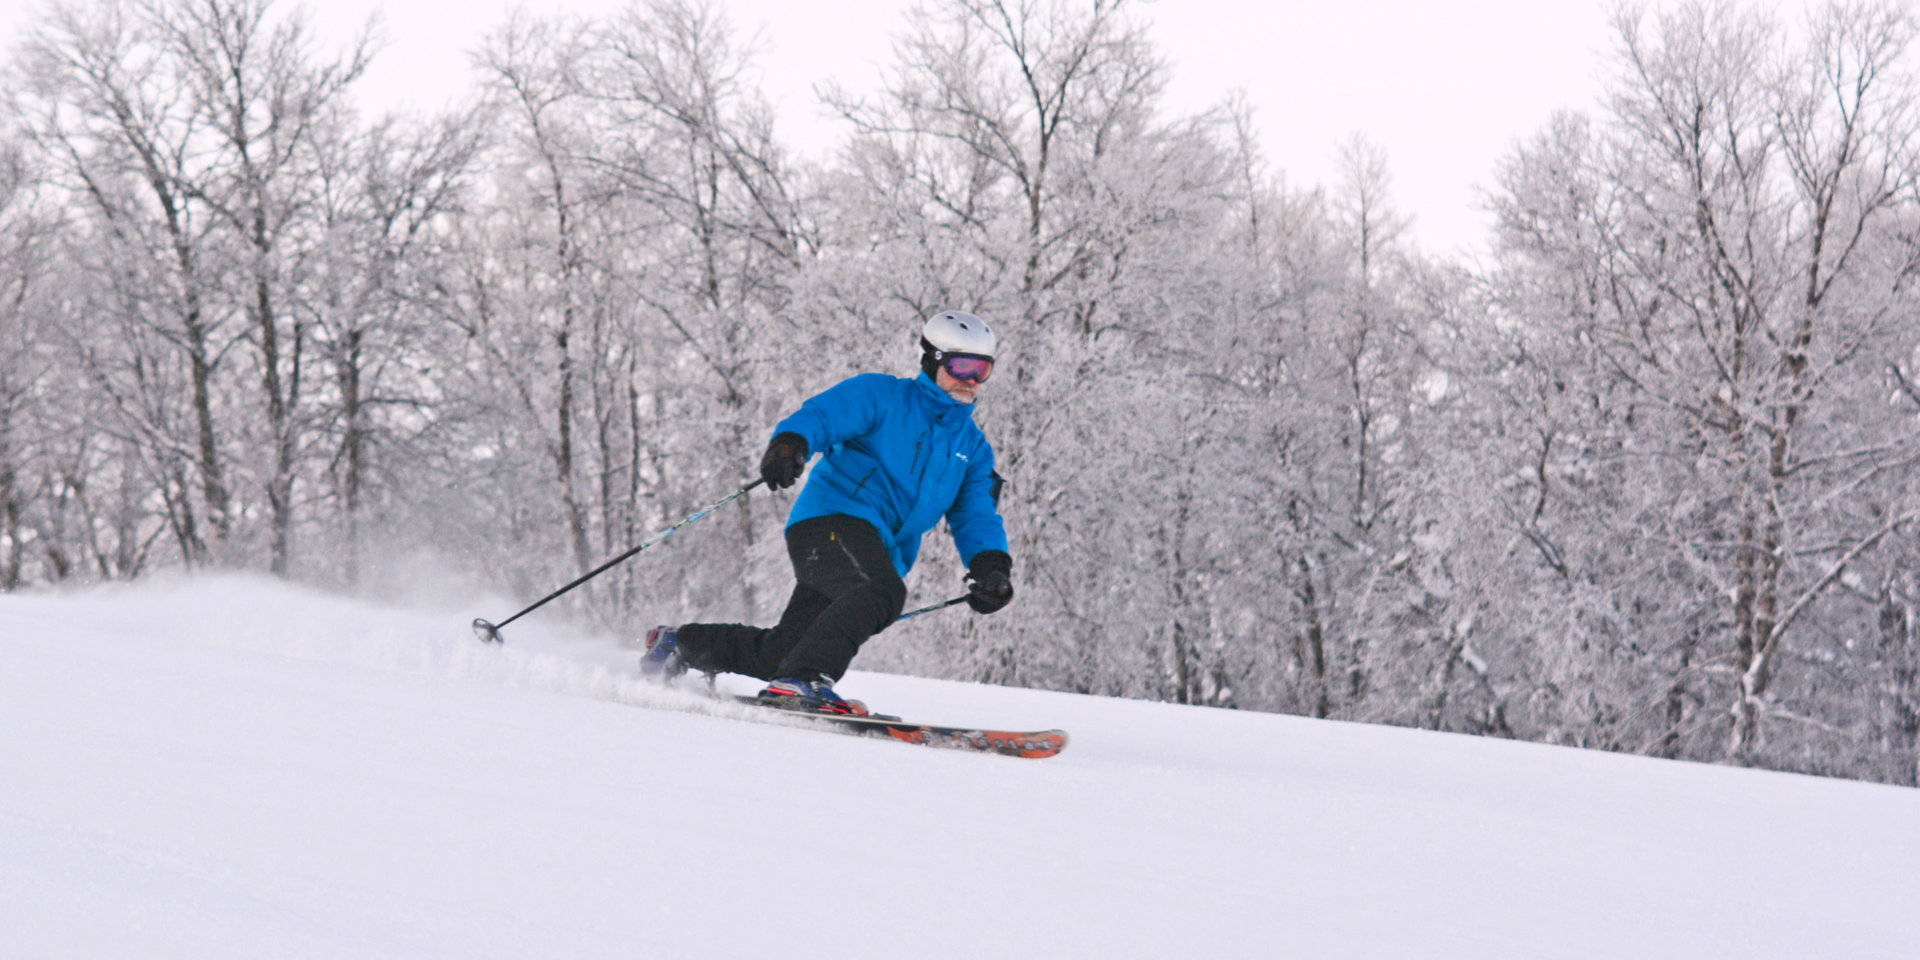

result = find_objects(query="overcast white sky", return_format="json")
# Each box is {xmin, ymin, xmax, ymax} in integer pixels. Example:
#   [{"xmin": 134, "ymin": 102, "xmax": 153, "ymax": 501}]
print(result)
[{"xmin": 6, "ymin": 0, "xmax": 1642, "ymax": 254}]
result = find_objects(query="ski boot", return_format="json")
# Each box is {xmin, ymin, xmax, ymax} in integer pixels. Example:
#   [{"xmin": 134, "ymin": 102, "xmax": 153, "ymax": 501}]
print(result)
[
  {"xmin": 757, "ymin": 676, "xmax": 871, "ymax": 717},
  {"xmin": 639, "ymin": 625, "xmax": 688, "ymax": 681}
]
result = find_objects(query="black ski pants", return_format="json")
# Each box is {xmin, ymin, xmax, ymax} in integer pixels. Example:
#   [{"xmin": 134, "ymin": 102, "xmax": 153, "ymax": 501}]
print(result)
[{"xmin": 675, "ymin": 515, "xmax": 907, "ymax": 683}]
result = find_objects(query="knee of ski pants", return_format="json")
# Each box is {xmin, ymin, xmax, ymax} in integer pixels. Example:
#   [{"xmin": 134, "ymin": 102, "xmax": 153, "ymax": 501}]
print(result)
[
  {"xmin": 872, "ymin": 574, "xmax": 908, "ymax": 629},
  {"xmin": 826, "ymin": 562, "xmax": 907, "ymax": 633}
]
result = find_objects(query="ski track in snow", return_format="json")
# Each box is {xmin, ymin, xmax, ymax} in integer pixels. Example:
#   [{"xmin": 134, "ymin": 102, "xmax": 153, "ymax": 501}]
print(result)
[{"xmin": 3, "ymin": 574, "xmax": 1916, "ymax": 959}]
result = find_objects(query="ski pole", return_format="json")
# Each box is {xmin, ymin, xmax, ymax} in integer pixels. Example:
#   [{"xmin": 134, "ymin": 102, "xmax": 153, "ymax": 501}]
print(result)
[
  {"xmin": 899, "ymin": 595, "xmax": 970, "ymax": 620},
  {"xmin": 472, "ymin": 479, "xmax": 766, "ymax": 643}
]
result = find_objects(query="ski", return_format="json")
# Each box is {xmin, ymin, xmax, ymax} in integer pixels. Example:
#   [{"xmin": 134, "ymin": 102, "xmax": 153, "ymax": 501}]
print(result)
[{"xmin": 731, "ymin": 695, "xmax": 1069, "ymax": 759}]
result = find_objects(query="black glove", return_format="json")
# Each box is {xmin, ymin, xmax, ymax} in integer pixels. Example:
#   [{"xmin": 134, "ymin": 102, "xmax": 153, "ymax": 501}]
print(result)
[
  {"xmin": 965, "ymin": 550, "xmax": 1014, "ymax": 614},
  {"xmin": 760, "ymin": 432, "xmax": 809, "ymax": 490}
]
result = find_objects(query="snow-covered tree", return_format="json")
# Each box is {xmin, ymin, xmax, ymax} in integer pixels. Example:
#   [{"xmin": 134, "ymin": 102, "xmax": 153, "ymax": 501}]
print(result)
[{"xmin": 1484, "ymin": 0, "xmax": 1920, "ymax": 772}]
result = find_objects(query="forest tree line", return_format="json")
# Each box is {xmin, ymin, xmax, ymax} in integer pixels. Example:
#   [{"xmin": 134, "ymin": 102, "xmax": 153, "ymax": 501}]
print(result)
[{"xmin": 2, "ymin": 0, "xmax": 1917, "ymax": 785}]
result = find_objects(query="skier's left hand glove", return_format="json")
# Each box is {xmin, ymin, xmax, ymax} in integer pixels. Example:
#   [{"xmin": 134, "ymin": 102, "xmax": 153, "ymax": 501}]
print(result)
[{"xmin": 966, "ymin": 550, "xmax": 1014, "ymax": 614}]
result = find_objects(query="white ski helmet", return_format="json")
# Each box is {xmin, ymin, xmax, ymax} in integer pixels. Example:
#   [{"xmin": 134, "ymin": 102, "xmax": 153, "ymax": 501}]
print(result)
[{"xmin": 920, "ymin": 310, "xmax": 996, "ymax": 377}]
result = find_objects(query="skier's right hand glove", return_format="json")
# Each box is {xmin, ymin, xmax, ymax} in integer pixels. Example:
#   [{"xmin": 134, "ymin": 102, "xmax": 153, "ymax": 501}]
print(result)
[
  {"xmin": 966, "ymin": 550, "xmax": 1014, "ymax": 614},
  {"xmin": 760, "ymin": 432, "xmax": 809, "ymax": 490}
]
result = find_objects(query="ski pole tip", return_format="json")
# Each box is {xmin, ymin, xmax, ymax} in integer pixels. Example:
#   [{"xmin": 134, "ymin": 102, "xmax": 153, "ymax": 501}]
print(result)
[{"xmin": 472, "ymin": 618, "xmax": 504, "ymax": 644}]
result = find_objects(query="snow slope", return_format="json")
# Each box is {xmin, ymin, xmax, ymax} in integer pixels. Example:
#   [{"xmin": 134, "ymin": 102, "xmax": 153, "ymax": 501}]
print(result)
[{"xmin": 2, "ymin": 576, "xmax": 1915, "ymax": 959}]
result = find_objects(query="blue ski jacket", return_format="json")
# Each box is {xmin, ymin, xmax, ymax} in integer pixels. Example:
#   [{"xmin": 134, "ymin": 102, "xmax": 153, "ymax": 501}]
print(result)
[{"xmin": 774, "ymin": 372, "xmax": 1008, "ymax": 578}]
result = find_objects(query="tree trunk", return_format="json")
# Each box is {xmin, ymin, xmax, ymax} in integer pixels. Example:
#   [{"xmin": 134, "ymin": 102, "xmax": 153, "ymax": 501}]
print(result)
[
  {"xmin": 1295, "ymin": 554, "xmax": 1330, "ymax": 719},
  {"xmin": 1171, "ymin": 620, "xmax": 1194, "ymax": 706},
  {"xmin": 1655, "ymin": 628, "xmax": 1699, "ymax": 759},
  {"xmin": 555, "ymin": 317, "xmax": 591, "ymax": 575},
  {"xmin": 340, "ymin": 327, "xmax": 366, "ymax": 586},
  {"xmin": 0, "ymin": 453, "xmax": 18, "ymax": 590},
  {"xmin": 255, "ymin": 270, "xmax": 299, "ymax": 577},
  {"xmin": 1425, "ymin": 628, "xmax": 1466, "ymax": 731},
  {"xmin": 1879, "ymin": 584, "xmax": 1919, "ymax": 786},
  {"xmin": 179, "ymin": 266, "xmax": 227, "ymax": 564}
]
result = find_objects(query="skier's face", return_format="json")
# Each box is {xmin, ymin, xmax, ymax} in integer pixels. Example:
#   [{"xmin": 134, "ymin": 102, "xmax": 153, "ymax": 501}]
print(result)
[{"xmin": 936, "ymin": 365, "xmax": 983, "ymax": 403}]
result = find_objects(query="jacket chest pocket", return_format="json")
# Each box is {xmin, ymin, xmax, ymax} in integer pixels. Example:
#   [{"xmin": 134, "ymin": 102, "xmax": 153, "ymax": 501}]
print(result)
[{"xmin": 911, "ymin": 432, "xmax": 955, "ymax": 485}]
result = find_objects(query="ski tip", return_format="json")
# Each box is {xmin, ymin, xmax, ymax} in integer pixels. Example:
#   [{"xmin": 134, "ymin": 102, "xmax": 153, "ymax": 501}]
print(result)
[
  {"xmin": 903, "ymin": 727, "xmax": 1069, "ymax": 759},
  {"xmin": 1015, "ymin": 730, "xmax": 1069, "ymax": 759}
]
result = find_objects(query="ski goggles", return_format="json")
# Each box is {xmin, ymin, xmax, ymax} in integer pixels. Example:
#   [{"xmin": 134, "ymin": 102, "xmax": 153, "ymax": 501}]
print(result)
[{"xmin": 939, "ymin": 353, "xmax": 995, "ymax": 383}]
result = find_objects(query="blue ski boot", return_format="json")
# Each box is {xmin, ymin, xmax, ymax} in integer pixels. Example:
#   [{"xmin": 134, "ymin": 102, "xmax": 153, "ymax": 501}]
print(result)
[
  {"xmin": 639, "ymin": 625, "xmax": 688, "ymax": 680},
  {"xmin": 757, "ymin": 676, "xmax": 871, "ymax": 717}
]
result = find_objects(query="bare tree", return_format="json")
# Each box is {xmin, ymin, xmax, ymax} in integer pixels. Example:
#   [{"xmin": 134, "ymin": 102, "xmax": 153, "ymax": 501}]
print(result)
[
  {"xmin": 306, "ymin": 109, "xmax": 483, "ymax": 584},
  {"xmin": 17, "ymin": 0, "xmax": 237, "ymax": 563},
  {"xmin": 14, "ymin": 0, "xmax": 375, "ymax": 574},
  {"xmin": 0, "ymin": 138, "xmax": 54, "ymax": 587},
  {"xmin": 1487, "ymin": 0, "xmax": 1920, "ymax": 768},
  {"xmin": 144, "ymin": 0, "xmax": 375, "ymax": 574},
  {"xmin": 584, "ymin": 0, "xmax": 806, "ymax": 620},
  {"xmin": 469, "ymin": 11, "xmax": 603, "ymax": 577}
]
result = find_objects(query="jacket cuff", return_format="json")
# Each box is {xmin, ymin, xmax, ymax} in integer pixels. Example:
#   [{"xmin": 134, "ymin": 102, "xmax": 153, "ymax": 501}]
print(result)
[{"xmin": 770, "ymin": 431, "xmax": 809, "ymax": 459}]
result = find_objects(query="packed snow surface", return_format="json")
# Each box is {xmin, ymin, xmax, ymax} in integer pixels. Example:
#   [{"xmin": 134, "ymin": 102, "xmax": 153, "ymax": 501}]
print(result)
[{"xmin": 3, "ymin": 576, "xmax": 1915, "ymax": 959}]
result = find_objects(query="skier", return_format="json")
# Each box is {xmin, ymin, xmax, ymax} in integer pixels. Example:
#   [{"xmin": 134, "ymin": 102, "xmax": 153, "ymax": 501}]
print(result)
[{"xmin": 639, "ymin": 310, "xmax": 1015, "ymax": 715}]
